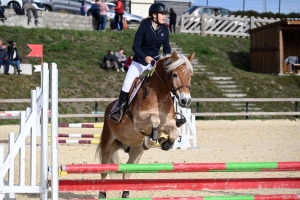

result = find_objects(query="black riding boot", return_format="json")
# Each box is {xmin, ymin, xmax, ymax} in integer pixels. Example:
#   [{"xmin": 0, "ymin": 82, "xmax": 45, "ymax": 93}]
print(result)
[{"xmin": 109, "ymin": 90, "xmax": 129, "ymax": 123}]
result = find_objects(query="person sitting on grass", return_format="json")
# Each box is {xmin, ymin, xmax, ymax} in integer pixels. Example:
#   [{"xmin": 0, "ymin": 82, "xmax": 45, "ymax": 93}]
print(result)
[
  {"xmin": 0, "ymin": 39, "xmax": 11, "ymax": 75},
  {"xmin": 124, "ymin": 53, "xmax": 133, "ymax": 73},
  {"xmin": 114, "ymin": 48, "xmax": 126, "ymax": 72},
  {"xmin": 7, "ymin": 41, "xmax": 22, "ymax": 75},
  {"xmin": 102, "ymin": 50, "xmax": 118, "ymax": 72}
]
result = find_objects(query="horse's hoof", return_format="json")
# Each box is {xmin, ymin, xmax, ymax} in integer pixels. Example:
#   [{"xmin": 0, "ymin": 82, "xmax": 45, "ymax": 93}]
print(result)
[
  {"xmin": 142, "ymin": 140, "xmax": 150, "ymax": 150},
  {"xmin": 161, "ymin": 140, "xmax": 174, "ymax": 151},
  {"xmin": 98, "ymin": 191, "xmax": 106, "ymax": 199},
  {"xmin": 122, "ymin": 190, "xmax": 129, "ymax": 198}
]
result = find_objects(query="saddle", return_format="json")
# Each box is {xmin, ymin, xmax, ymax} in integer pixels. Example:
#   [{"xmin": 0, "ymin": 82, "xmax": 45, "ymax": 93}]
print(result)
[{"xmin": 111, "ymin": 77, "xmax": 147, "ymax": 112}]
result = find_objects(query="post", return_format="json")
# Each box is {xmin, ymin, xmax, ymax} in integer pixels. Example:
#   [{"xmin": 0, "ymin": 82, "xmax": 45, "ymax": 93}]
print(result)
[
  {"xmin": 245, "ymin": 102, "xmax": 249, "ymax": 119},
  {"xmin": 51, "ymin": 63, "xmax": 59, "ymax": 200},
  {"xmin": 196, "ymin": 102, "xmax": 200, "ymax": 120},
  {"xmin": 206, "ymin": 0, "xmax": 208, "ymax": 5},
  {"xmin": 295, "ymin": 102, "xmax": 298, "ymax": 119},
  {"xmin": 243, "ymin": 0, "xmax": 245, "ymax": 11},
  {"xmin": 201, "ymin": 14, "xmax": 206, "ymax": 36},
  {"xmin": 95, "ymin": 102, "xmax": 99, "ymax": 122},
  {"xmin": 279, "ymin": 0, "xmax": 281, "ymax": 13},
  {"xmin": 250, "ymin": 16, "xmax": 255, "ymax": 30}
]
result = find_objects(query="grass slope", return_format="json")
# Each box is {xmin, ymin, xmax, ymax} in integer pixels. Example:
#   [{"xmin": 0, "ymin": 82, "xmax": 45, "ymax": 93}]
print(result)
[{"xmin": 0, "ymin": 26, "xmax": 299, "ymax": 124}]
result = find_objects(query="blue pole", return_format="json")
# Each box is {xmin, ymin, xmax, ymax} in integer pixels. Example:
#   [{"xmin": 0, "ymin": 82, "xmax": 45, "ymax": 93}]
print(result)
[
  {"xmin": 206, "ymin": 0, "xmax": 208, "ymax": 6},
  {"xmin": 243, "ymin": 0, "xmax": 245, "ymax": 11},
  {"xmin": 279, "ymin": 0, "xmax": 281, "ymax": 13}
]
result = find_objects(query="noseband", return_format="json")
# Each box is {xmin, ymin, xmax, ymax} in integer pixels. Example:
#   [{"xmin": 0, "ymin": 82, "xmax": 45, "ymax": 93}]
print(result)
[{"xmin": 154, "ymin": 68, "xmax": 191, "ymax": 96}]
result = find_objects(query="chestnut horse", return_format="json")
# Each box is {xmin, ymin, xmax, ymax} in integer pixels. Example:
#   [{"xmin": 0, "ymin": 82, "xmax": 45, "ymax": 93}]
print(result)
[{"xmin": 96, "ymin": 51, "xmax": 194, "ymax": 198}]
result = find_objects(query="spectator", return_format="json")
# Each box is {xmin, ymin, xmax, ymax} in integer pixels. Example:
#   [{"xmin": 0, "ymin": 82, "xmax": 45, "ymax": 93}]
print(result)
[
  {"xmin": 102, "ymin": 50, "xmax": 118, "ymax": 72},
  {"xmin": 124, "ymin": 54, "xmax": 133, "ymax": 72},
  {"xmin": 0, "ymin": 1, "xmax": 7, "ymax": 21},
  {"xmin": 80, "ymin": 3, "xmax": 86, "ymax": 16},
  {"xmin": 114, "ymin": 0, "xmax": 124, "ymax": 31},
  {"xmin": 23, "ymin": 0, "xmax": 39, "ymax": 26},
  {"xmin": 115, "ymin": 47, "xmax": 126, "ymax": 72},
  {"xmin": 169, "ymin": 8, "xmax": 176, "ymax": 33},
  {"xmin": 7, "ymin": 41, "xmax": 22, "ymax": 75},
  {"xmin": 99, "ymin": 0, "xmax": 109, "ymax": 32},
  {"xmin": 91, "ymin": 0, "xmax": 101, "ymax": 31},
  {"xmin": 0, "ymin": 39, "xmax": 10, "ymax": 75}
]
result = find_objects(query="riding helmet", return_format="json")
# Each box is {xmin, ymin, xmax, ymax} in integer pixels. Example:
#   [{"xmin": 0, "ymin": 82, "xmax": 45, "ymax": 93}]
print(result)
[{"xmin": 148, "ymin": 3, "xmax": 169, "ymax": 16}]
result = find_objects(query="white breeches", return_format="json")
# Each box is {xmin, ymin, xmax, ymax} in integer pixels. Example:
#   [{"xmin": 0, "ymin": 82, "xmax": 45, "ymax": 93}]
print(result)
[{"xmin": 121, "ymin": 61, "xmax": 152, "ymax": 92}]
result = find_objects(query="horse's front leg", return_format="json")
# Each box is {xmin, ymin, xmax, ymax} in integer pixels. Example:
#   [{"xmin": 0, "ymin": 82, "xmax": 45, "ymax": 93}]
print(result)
[
  {"xmin": 159, "ymin": 120, "xmax": 179, "ymax": 151},
  {"xmin": 121, "ymin": 146, "xmax": 144, "ymax": 198},
  {"xmin": 142, "ymin": 114, "xmax": 160, "ymax": 150}
]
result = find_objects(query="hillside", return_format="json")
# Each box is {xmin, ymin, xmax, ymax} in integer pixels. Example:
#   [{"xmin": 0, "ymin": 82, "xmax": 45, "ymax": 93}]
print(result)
[{"xmin": 0, "ymin": 26, "xmax": 300, "ymax": 124}]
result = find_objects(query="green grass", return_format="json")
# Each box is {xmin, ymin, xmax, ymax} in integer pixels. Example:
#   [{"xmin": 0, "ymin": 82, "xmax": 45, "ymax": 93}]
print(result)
[{"xmin": 0, "ymin": 26, "xmax": 299, "ymax": 124}]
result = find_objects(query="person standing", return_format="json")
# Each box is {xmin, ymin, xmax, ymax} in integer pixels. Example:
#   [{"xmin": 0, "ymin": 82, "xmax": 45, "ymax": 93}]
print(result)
[
  {"xmin": 99, "ymin": 0, "xmax": 109, "ymax": 31},
  {"xmin": 91, "ymin": 0, "xmax": 101, "ymax": 30},
  {"xmin": 109, "ymin": 3, "xmax": 171, "ymax": 122},
  {"xmin": 7, "ymin": 41, "xmax": 22, "ymax": 75},
  {"xmin": 0, "ymin": 1, "xmax": 7, "ymax": 21},
  {"xmin": 23, "ymin": 0, "xmax": 39, "ymax": 26},
  {"xmin": 169, "ymin": 8, "xmax": 177, "ymax": 33},
  {"xmin": 80, "ymin": 3, "xmax": 86, "ymax": 16},
  {"xmin": 114, "ymin": 0, "xmax": 124, "ymax": 31}
]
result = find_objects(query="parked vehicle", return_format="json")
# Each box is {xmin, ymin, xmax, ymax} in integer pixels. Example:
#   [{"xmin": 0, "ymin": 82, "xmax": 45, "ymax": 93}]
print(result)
[
  {"xmin": 106, "ymin": 2, "xmax": 143, "ymax": 24},
  {"xmin": 42, "ymin": 0, "xmax": 93, "ymax": 16},
  {"xmin": 1, "ymin": 0, "xmax": 45, "ymax": 10},
  {"xmin": 41, "ymin": 1, "xmax": 143, "ymax": 22}
]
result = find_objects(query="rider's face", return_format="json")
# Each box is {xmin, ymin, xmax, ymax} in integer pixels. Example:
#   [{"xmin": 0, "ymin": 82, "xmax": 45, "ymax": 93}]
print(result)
[{"xmin": 154, "ymin": 13, "xmax": 167, "ymax": 24}]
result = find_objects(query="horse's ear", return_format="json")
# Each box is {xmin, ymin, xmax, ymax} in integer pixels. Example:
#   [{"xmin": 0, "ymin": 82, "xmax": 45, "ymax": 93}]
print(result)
[
  {"xmin": 171, "ymin": 51, "xmax": 178, "ymax": 62},
  {"xmin": 188, "ymin": 52, "xmax": 195, "ymax": 62}
]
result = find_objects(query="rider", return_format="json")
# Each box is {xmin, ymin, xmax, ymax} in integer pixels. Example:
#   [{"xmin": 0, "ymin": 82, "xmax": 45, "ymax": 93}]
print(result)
[{"xmin": 109, "ymin": 3, "xmax": 186, "ymax": 127}]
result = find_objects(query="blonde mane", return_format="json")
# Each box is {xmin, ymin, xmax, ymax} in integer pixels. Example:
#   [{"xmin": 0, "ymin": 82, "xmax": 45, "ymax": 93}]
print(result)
[{"xmin": 162, "ymin": 54, "xmax": 193, "ymax": 73}]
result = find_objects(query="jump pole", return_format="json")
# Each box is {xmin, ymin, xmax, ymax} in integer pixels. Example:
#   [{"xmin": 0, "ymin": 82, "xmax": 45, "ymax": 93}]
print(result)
[
  {"xmin": 48, "ymin": 133, "xmax": 101, "ymax": 138},
  {"xmin": 71, "ymin": 195, "xmax": 300, "ymax": 200},
  {"xmin": 51, "ymin": 123, "xmax": 103, "ymax": 128},
  {"xmin": 53, "ymin": 178, "xmax": 300, "ymax": 191},
  {"xmin": 49, "ymin": 139, "xmax": 99, "ymax": 145},
  {"xmin": 61, "ymin": 162, "xmax": 300, "ymax": 174}
]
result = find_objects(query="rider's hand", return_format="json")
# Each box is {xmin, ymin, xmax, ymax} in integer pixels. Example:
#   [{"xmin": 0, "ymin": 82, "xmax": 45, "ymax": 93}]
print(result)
[{"xmin": 145, "ymin": 56, "xmax": 154, "ymax": 64}]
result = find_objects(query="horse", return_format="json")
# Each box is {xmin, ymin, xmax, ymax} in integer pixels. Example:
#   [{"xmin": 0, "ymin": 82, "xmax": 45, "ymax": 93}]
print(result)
[{"xmin": 96, "ymin": 51, "xmax": 194, "ymax": 198}]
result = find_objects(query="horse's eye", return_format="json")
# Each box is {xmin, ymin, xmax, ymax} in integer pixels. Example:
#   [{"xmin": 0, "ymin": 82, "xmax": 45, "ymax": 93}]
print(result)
[{"xmin": 172, "ymin": 73, "xmax": 178, "ymax": 78}]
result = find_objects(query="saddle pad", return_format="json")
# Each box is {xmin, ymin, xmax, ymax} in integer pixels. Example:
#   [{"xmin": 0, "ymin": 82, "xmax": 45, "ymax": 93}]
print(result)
[
  {"xmin": 110, "ymin": 77, "xmax": 146, "ymax": 113},
  {"xmin": 128, "ymin": 77, "xmax": 145, "ymax": 105}
]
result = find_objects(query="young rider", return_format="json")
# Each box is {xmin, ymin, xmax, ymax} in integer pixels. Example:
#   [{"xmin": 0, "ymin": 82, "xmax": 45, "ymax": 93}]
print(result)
[{"xmin": 109, "ymin": 3, "xmax": 186, "ymax": 127}]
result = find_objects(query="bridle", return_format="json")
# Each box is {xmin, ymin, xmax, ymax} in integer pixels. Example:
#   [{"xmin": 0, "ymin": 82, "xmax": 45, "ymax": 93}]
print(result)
[{"xmin": 153, "ymin": 59, "xmax": 191, "ymax": 96}]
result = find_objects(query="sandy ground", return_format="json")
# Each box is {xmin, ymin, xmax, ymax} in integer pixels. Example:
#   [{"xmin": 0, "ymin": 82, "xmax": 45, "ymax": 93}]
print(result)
[{"xmin": 1, "ymin": 119, "xmax": 300, "ymax": 199}]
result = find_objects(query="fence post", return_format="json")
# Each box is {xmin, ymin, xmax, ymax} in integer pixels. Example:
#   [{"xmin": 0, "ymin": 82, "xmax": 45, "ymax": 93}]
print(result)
[
  {"xmin": 295, "ymin": 102, "xmax": 298, "ymax": 119},
  {"xmin": 245, "ymin": 102, "xmax": 249, "ymax": 119},
  {"xmin": 95, "ymin": 102, "xmax": 99, "ymax": 122},
  {"xmin": 250, "ymin": 16, "xmax": 255, "ymax": 30},
  {"xmin": 196, "ymin": 102, "xmax": 200, "ymax": 120},
  {"xmin": 201, "ymin": 13, "xmax": 206, "ymax": 36}
]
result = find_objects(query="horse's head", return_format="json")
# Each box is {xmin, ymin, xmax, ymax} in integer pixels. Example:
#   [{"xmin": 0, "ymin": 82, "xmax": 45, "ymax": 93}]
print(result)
[{"xmin": 163, "ymin": 51, "xmax": 194, "ymax": 108}]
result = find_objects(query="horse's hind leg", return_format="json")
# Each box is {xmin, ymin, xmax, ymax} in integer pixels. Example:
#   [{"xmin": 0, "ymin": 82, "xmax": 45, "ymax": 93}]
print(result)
[
  {"xmin": 97, "ymin": 117, "xmax": 121, "ymax": 198},
  {"xmin": 121, "ymin": 146, "xmax": 144, "ymax": 198}
]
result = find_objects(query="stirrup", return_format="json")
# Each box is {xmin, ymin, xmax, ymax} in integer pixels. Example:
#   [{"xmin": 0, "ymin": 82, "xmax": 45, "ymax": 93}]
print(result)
[
  {"xmin": 109, "ymin": 108, "xmax": 124, "ymax": 123},
  {"xmin": 175, "ymin": 112, "xmax": 186, "ymax": 128}
]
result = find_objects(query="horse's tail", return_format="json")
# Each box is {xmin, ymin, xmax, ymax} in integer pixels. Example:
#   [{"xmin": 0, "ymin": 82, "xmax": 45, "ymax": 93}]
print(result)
[{"xmin": 95, "ymin": 101, "xmax": 120, "ymax": 164}]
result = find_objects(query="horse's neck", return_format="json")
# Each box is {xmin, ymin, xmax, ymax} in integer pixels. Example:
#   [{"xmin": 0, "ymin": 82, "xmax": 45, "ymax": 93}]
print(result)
[{"xmin": 150, "ymin": 65, "xmax": 171, "ymax": 94}]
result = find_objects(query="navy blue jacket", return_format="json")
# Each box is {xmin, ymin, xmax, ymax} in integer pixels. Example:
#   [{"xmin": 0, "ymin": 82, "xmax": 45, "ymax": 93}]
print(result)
[
  {"xmin": 91, "ymin": 4, "xmax": 99, "ymax": 18},
  {"xmin": 132, "ymin": 18, "xmax": 171, "ymax": 66}
]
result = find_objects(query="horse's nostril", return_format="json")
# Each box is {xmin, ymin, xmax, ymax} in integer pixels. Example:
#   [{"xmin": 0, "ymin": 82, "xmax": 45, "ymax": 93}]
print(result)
[{"xmin": 180, "ymin": 99, "xmax": 187, "ymax": 105}]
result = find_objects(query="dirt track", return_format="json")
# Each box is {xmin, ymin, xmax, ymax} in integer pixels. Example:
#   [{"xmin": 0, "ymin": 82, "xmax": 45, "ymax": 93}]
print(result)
[{"xmin": 0, "ymin": 119, "xmax": 300, "ymax": 199}]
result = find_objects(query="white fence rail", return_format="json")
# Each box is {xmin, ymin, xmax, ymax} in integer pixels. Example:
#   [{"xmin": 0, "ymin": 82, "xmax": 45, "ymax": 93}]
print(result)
[{"xmin": 180, "ymin": 14, "xmax": 281, "ymax": 37}]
